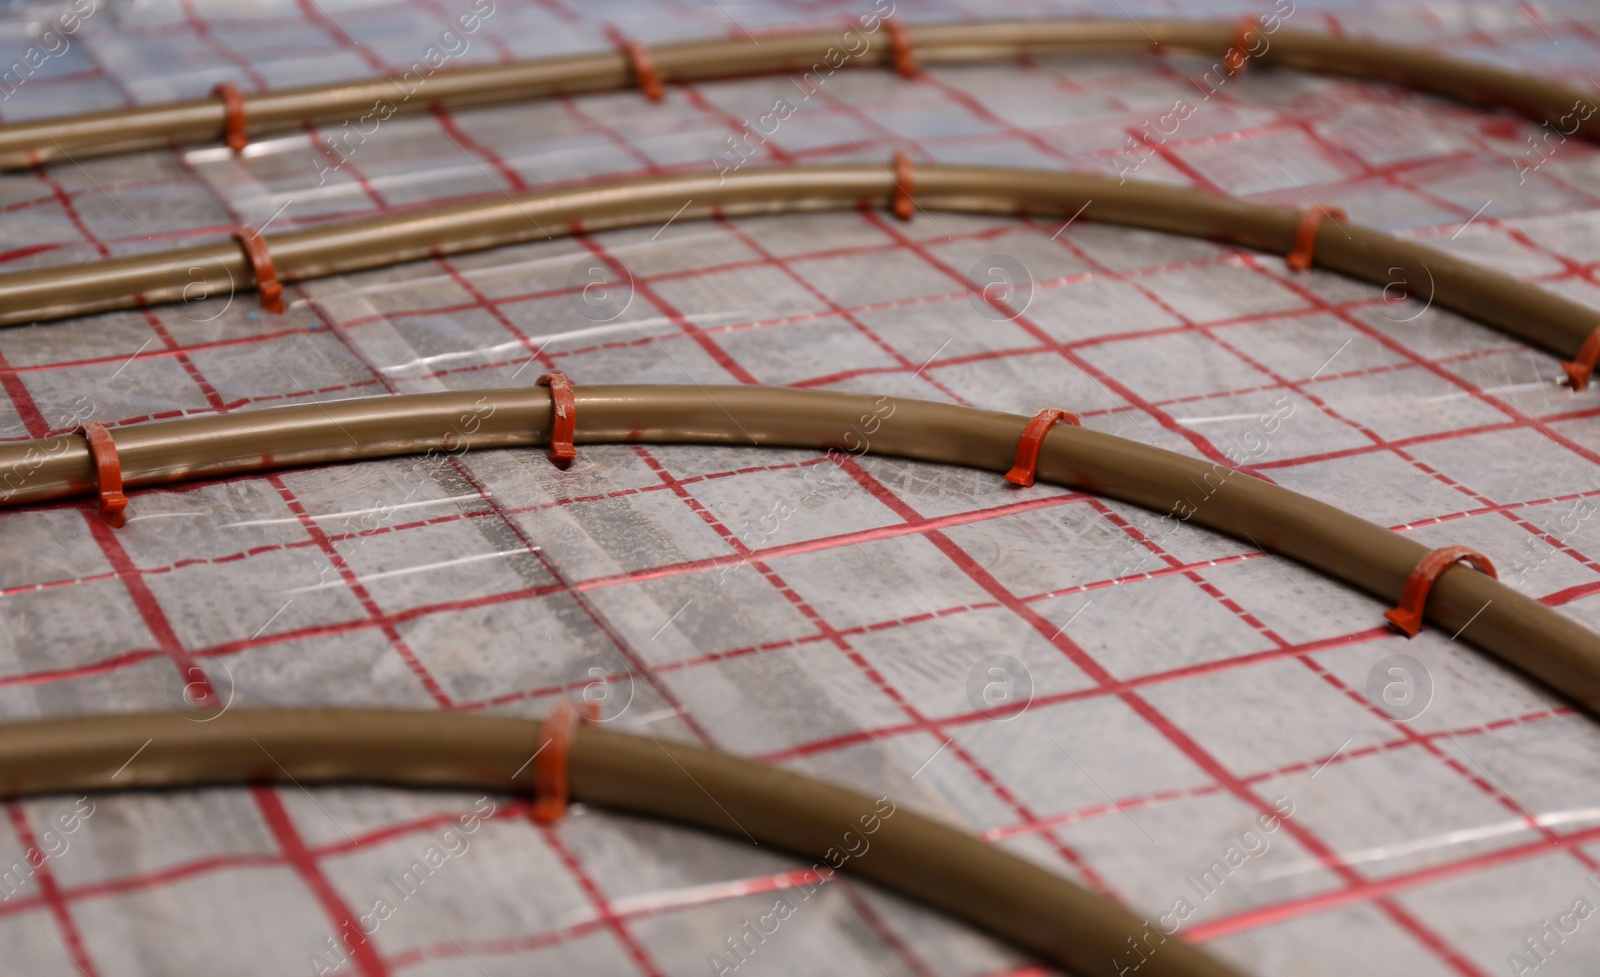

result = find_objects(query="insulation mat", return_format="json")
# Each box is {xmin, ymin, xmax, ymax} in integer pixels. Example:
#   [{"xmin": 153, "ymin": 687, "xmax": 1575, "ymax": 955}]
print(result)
[{"xmin": 0, "ymin": 0, "xmax": 1599, "ymax": 974}]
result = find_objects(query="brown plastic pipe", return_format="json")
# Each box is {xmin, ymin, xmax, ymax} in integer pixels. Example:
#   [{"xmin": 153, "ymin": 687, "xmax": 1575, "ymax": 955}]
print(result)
[
  {"xmin": 2, "ymin": 19, "xmax": 1595, "ymax": 169},
  {"xmin": 2, "ymin": 163, "xmax": 1598, "ymax": 369},
  {"xmin": 3, "ymin": 384, "xmax": 1597, "ymax": 718},
  {"xmin": 0, "ymin": 707, "xmax": 1244, "ymax": 977}
]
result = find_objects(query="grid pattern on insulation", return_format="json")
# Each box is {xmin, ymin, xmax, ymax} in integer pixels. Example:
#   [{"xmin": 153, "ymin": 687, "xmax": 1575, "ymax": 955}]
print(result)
[{"xmin": 1, "ymin": 0, "xmax": 1600, "ymax": 974}]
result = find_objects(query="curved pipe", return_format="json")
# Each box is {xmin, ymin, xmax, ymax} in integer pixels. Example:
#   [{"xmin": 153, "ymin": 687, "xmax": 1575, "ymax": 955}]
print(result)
[
  {"xmin": 0, "ymin": 707, "xmax": 1243, "ymax": 977},
  {"xmin": 3, "ymin": 383, "xmax": 1597, "ymax": 720},
  {"xmin": 2, "ymin": 19, "xmax": 1595, "ymax": 169},
  {"xmin": 1, "ymin": 163, "xmax": 1596, "ymax": 371}
]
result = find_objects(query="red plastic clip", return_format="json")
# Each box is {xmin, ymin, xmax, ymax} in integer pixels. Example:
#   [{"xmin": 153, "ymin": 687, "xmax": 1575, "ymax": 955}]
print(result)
[
  {"xmin": 1383, "ymin": 545, "xmax": 1497, "ymax": 638},
  {"xmin": 211, "ymin": 82, "xmax": 249, "ymax": 154},
  {"xmin": 619, "ymin": 38, "xmax": 664, "ymax": 102},
  {"xmin": 884, "ymin": 17, "xmax": 918, "ymax": 79},
  {"xmin": 891, "ymin": 151, "xmax": 915, "ymax": 221},
  {"xmin": 1004, "ymin": 408, "xmax": 1082, "ymax": 488},
  {"xmin": 79, "ymin": 422, "xmax": 128, "ymax": 528},
  {"xmin": 537, "ymin": 371, "xmax": 578, "ymax": 469},
  {"xmin": 232, "ymin": 229, "xmax": 285, "ymax": 314},
  {"xmin": 1287, "ymin": 205, "xmax": 1347, "ymax": 272},
  {"xmin": 1562, "ymin": 327, "xmax": 1600, "ymax": 391},
  {"xmin": 531, "ymin": 700, "xmax": 598, "ymax": 825},
  {"xmin": 1226, "ymin": 15, "xmax": 1259, "ymax": 75}
]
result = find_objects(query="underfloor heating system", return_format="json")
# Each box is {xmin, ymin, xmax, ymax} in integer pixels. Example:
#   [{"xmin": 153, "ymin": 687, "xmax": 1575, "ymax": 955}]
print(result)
[{"xmin": 0, "ymin": 1, "xmax": 1598, "ymax": 976}]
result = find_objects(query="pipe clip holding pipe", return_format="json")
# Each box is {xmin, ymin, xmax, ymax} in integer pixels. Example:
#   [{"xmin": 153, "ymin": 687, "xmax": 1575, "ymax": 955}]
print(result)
[
  {"xmin": 618, "ymin": 37, "xmax": 665, "ymax": 102},
  {"xmin": 884, "ymin": 16, "xmax": 918, "ymax": 79},
  {"xmin": 79, "ymin": 422, "xmax": 128, "ymax": 528},
  {"xmin": 1005, "ymin": 408, "xmax": 1081, "ymax": 488},
  {"xmin": 211, "ymin": 82, "xmax": 249, "ymax": 154},
  {"xmin": 537, "ymin": 371, "xmax": 579, "ymax": 469},
  {"xmin": 892, "ymin": 152, "xmax": 916, "ymax": 221},
  {"xmin": 1562, "ymin": 326, "xmax": 1600, "ymax": 391},
  {"xmin": 532, "ymin": 701, "xmax": 596, "ymax": 824},
  {"xmin": 1287, "ymin": 204, "xmax": 1347, "ymax": 272},
  {"xmin": 233, "ymin": 229, "xmax": 285, "ymax": 314},
  {"xmin": 1384, "ymin": 545, "xmax": 1497, "ymax": 638}
]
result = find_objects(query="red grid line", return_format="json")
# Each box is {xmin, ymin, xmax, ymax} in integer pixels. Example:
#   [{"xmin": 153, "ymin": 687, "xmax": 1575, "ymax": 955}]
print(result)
[
  {"xmin": 254, "ymin": 787, "xmax": 389, "ymax": 977},
  {"xmin": 6, "ymin": 802, "xmax": 99, "ymax": 977},
  {"xmin": 0, "ymin": 6, "xmax": 1597, "ymax": 975}
]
